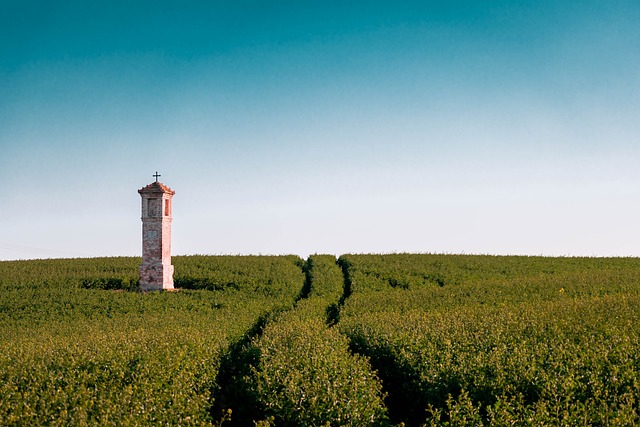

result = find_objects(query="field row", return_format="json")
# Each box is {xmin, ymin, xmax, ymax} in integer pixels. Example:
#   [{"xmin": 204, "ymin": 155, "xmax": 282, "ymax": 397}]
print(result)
[
  {"xmin": 338, "ymin": 255, "xmax": 640, "ymax": 426},
  {"xmin": 0, "ymin": 256, "xmax": 307, "ymax": 426}
]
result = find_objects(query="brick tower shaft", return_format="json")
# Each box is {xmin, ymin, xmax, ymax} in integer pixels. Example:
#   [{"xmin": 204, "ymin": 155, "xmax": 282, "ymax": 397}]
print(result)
[{"xmin": 138, "ymin": 179, "xmax": 175, "ymax": 291}]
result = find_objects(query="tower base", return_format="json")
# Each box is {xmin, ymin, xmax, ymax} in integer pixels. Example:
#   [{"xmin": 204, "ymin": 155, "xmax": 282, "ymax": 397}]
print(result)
[{"xmin": 140, "ymin": 263, "xmax": 174, "ymax": 291}]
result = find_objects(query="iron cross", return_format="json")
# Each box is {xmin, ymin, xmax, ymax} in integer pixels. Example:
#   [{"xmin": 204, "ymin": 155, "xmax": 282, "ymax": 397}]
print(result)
[{"xmin": 153, "ymin": 172, "xmax": 161, "ymax": 182}]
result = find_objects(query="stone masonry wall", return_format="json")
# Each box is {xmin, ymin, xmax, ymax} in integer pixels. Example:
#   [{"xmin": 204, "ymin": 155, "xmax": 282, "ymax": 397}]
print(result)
[{"xmin": 139, "ymin": 182, "xmax": 174, "ymax": 291}]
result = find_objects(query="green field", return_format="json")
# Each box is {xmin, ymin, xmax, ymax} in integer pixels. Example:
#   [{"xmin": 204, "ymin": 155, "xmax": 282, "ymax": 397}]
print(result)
[{"xmin": 1, "ymin": 254, "xmax": 640, "ymax": 426}]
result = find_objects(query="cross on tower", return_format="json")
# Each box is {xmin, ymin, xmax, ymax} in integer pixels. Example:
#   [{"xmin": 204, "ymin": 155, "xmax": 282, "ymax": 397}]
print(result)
[{"xmin": 153, "ymin": 172, "xmax": 161, "ymax": 182}]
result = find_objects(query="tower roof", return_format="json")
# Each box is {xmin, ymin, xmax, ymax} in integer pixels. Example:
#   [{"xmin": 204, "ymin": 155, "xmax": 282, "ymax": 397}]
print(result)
[{"xmin": 138, "ymin": 181, "xmax": 175, "ymax": 195}]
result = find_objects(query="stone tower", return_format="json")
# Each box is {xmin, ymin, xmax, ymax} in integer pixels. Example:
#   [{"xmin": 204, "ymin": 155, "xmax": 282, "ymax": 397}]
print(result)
[{"xmin": 138, "ymin": 173, "xmax": 175, "ymax": 291}]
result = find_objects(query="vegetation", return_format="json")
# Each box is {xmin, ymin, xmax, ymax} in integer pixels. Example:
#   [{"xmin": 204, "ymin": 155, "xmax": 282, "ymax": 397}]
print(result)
[
  {"xmin": 245, "ymin": 255, "xmax": 388, "ymax": 426},
  {"xmin": 1, "ymin": 253, "xmax": 640, "ymax": 425},
  {"xmin": 338, "ymin": 254, "xmax": 640, "ymax": 426},
  {"xmin": 0, "ymin": 256, "xmax": 304, "ymax": 426}
]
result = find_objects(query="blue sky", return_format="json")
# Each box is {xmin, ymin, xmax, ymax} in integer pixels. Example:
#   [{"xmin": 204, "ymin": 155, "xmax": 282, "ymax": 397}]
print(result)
[{"xmin": 1, "ymin": 0, "xmax": 640, "ymax": 259}]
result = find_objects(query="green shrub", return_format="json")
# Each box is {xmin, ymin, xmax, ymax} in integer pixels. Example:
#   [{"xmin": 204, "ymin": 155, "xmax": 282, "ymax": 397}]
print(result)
[
  {"xmin": 339, "ymin": 253, "xmax": 640, "ymax": 425},
  {"xmin": 249, "ymin": 315, "xmax": 388, "ymax": 426},
  {"xmin": 0, "ymin": 255, "xmax": 307, "ymax": 426},
  {"xmin": 80, "ymin": 277, "xmax": 139, "ymax": 291}
]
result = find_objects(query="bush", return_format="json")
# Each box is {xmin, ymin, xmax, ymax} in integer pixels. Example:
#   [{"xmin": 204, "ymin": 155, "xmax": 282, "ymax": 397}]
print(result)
[
  {"xmin": 249, "ymin": 315, "xmax": 388, "ymax": 426},
  {"xmin": 80, "ymin": 277, "xmax": 139, "ymax": 291}
]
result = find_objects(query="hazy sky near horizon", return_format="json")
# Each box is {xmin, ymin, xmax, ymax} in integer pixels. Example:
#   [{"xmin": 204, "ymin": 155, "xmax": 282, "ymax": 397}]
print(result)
[{"xmin": 2, "ymin": 0, "xmax": 640, "ymax": 260}]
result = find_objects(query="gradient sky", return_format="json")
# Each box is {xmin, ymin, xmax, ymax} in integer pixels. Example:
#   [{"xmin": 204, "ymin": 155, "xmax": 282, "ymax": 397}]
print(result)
[{"xmin": 2, "ymin": 0, "xmax": 640, "ymax": 260}]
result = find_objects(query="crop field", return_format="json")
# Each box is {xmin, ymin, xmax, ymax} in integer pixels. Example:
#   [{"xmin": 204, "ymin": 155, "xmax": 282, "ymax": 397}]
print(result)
[{"xmin": 1, "ymin": 254, "xmax": 640, "ymax": 426}]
